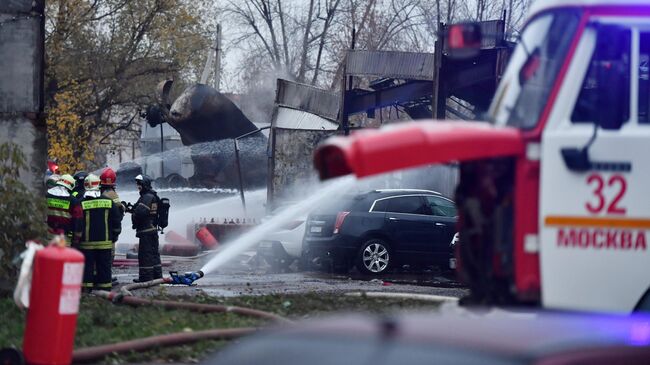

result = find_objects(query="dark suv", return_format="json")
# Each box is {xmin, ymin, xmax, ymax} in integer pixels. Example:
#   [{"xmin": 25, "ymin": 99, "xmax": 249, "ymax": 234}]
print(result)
[{"xmin": 304, "ymin": 189, "xmax": 457, "ymax": 275}]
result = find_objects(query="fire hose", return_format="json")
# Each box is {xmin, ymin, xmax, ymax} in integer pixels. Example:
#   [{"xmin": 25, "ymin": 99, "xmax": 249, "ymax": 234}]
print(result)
[
  {"xmin": 72, "ymin": 328, "xmax": 255, "ymax": 363},
  {"xmin": 71, "ymin": 272, "xmax": 292, "ymax": 363},
  {"xmin": 11, "ymin": 241, "xmax": 292, "ymax": 364}
]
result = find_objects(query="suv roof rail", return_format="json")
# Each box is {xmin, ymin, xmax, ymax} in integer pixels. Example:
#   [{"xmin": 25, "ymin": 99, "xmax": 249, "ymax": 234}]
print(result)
[{"xmin": 373, "ymin": 189, "xmax": 442, "ymax": 195}]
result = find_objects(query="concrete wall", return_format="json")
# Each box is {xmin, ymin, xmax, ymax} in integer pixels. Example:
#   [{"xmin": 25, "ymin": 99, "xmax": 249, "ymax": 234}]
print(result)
[
  {"xmin": 269, "ymin": 128, "xmax": 337, "ymax": 209},
  {"xmin": 0, "ymin": 1, "xmax": 46, "ymax": 191}
]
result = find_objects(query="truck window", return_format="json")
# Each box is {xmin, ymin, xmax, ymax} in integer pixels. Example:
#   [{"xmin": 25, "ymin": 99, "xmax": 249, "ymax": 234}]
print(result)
[
  {"xmin": 571, "ymin": 28, "xmax": 631, "ymax": 124},
  {"xmin": 639, "ymin": 33, "xmax": 650, "ymax": 124},
  {"xmin": 505, "ymin": 11, "xmax": 581, "ymax": 130}
]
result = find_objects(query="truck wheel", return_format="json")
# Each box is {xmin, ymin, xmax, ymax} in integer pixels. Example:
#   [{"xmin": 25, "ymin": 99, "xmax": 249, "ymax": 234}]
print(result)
[{"xmin": 356, "ymin": 239, "xmax": 391, "ymax": 275}]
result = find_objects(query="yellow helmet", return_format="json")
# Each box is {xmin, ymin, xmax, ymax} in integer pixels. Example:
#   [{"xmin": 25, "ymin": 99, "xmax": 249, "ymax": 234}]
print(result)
[{"xmin": 57, "ymin": 174, "xmax": 75, "ymax": 191}]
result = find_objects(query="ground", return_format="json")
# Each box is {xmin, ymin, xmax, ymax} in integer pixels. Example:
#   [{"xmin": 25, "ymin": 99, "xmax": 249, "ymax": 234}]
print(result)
[
  {"xmin": 112, "ymin": 250, "xmax": 468, "ymax": 299},
  {"xmin": 1, "ymin": 250, "xmax": 468, "ymax": 364}
]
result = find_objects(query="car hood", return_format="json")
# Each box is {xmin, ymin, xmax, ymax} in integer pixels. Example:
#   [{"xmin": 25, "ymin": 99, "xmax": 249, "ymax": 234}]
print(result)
[{"xmin": 314, "ymin": 121, "xmax": 525, "ymax": 180}]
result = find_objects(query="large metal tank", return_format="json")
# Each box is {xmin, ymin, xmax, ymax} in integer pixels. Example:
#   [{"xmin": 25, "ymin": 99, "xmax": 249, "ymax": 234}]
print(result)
[{"xmin": 120, "ymin": 81, "xmax": 268, "ymax": 189}]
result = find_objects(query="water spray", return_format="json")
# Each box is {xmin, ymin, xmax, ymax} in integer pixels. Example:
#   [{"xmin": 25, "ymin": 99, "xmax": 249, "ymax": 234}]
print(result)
[{"xmin": 198, "ymin": 176, "xmax": 355, "ymax": 275}]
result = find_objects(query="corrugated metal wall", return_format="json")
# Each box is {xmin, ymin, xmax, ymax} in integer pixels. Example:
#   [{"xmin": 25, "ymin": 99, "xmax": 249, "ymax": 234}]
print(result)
[
  {"xmin": 274, "ymin": 107, "xmax": 338, "ymax": 130},
  {"xmin": 275, "ymin": 79, "xmax": 340, "ymax": 120},
  {"xmin": 346, "ymin": 50, "xmax": 435, "ymax": 80}
]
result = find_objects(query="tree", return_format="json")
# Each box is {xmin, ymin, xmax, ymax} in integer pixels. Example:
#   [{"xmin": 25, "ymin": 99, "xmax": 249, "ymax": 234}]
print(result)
[
  {"xmin": 45, "ymin": 0, "xmax": 212, "ymax": 171},
  {"xmin": 225, "ymin": 0, "xmax": 440, "ymax": 91},
  {"xmin": 0, "ymin": 143, "xmax": 47, "ymax": 295},
  {"xmin": 47, "ymin": 82, "xmax": 94, "ymax": 173}
]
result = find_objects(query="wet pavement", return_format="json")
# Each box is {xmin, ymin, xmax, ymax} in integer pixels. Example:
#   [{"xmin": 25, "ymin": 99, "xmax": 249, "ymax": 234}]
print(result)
[{"xmin": 112, "ymin": 251, "xmax": 468, "ymax": 299}]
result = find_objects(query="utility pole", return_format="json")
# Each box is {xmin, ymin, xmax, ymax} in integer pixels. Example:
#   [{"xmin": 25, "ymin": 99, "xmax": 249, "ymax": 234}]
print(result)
[
  {"xmin": 214, "ymin": 24, "xmax": 222, "ymax": 91},
  {"xmin": 200, "ymin": 24, "xmax": 222, "ymax": 88}
]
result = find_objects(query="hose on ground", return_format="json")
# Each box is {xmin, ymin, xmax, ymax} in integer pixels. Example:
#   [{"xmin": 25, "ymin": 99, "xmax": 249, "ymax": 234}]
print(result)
[
  {"xmin": 118, "ymin": 277, "xmax": 171, "ymax": 296},
  {"xmin": 94, "ymin": 290, "xmax": 292, "ymax": 324},
  {"xmin": 345, "ymin": 291, "xmax": 459, "ymax": 302},
  {"xmin": 74, "ymin": 276, "xmax": 292, "ymax": 363},
  {"xmin": 72, "ymin": 327, "xmax": 255, "ymax": 363}
]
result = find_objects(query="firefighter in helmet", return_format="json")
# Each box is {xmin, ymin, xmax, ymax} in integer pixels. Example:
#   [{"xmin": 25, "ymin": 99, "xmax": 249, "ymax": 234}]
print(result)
[
  {"xmin": 72, "ymin": 171, "xmax": 88, "ymax": 199},
  {"xmin": 74, "ymin": 174, "xmax": 122, "ymax": 291},
  {"xmin": 100, "ymin": 167, "xmax": 125, "ymax": 222},
  {"xmin": 132, "ymin": 174, "xmax": 162, "ymax": 282},
  {"xmin": 46, "ymin": 174, "xmax": 82, "ymax": 242},
  {"xmin": 45, "ymin": 173, "xmax": 60, "ymax": 190},
  {"xmin": 100, "ymin": 167, "xmax": 124, "ymax": 285}
]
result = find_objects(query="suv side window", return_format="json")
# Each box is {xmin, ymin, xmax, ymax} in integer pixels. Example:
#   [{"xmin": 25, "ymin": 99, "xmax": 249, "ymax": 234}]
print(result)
[
  {"xmin": 387, "ymin": 196, "xmax": 429, "ymax": 215},
  {"xmin": 370, "ymin": 199, "xmax": 388, "ymax": 212},
  {"xmin": 425, "ymin": 196, "xmax": 457, "ymax": 217}
]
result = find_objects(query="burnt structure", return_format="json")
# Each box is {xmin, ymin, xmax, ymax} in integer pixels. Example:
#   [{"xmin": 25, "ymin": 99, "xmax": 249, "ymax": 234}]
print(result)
[
  {"xmin": 267, "ymin": 79, "xmax": 340, "ymax": 210},
  {"xmin": 147, "ymin": 81, "xmax": 259, "ymax": 144},
  {"xmin": 136, "ymin": 80, "xmax": 268, "ymax": 189},
  {"xmin": 339, "ymin": 19, "xmax": 513, "ymax": 130}
]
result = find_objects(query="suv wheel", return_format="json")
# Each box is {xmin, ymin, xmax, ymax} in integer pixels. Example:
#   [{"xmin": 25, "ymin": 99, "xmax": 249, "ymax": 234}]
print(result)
[{"xmin": 357, "ymin": 239, "xmax": 391, "ymax": 275}]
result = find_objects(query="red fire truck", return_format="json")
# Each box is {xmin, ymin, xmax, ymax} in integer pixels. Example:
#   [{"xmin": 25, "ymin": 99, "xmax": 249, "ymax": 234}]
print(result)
[{"xmin": 314, "ymin": 0, "xmax": 650, "ymax": 313}]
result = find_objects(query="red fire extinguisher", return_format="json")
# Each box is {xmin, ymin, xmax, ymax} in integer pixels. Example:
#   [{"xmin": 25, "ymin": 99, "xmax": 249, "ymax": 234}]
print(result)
[
  {"xmin": 196, "ymin": 227, "xmax": 219, "ymax": 250},
  {"xmin": 23, "ymin": 238, "xmax": 84, "ymax": 365}
]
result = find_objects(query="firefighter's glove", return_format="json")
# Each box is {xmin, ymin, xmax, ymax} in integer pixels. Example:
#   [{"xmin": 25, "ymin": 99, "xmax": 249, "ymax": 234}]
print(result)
[{"xmin": 122, "ymin": 201, "xmax": 134, "ymax": 214}]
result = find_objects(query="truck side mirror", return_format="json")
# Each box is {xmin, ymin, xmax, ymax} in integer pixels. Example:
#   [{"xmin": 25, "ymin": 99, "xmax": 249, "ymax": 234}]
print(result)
[
  {"xmin": 595, "ymin": 25, "xmax": 630, "ymax": 130},
  {"xmin": 446, "ymin": 23, "xmax": 482, "ymax": 59}
]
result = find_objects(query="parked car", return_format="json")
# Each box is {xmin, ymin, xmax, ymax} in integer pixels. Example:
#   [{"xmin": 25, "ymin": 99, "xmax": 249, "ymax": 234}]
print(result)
[
  {"xmin": 304, "ymin": 189, "xmax": 457, "ymax": 275},
  {"xmin": 257, "ymin": 218, "xmax": 306, "ymax": 272},
  {"xmin": 202, "ymin": 310, "xmax": 650, "ymax": 365}
]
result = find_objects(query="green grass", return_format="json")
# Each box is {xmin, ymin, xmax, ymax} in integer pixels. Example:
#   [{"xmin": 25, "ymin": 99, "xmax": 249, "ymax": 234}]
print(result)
[{"xmin": 0, "ymin": 292, "xmax": 442, "ymax": 363}]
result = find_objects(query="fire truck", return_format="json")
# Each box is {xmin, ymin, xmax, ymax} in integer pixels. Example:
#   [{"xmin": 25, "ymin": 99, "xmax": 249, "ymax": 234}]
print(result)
[{"xmin": 313, "ymin": 0, "xmax": 650, "ymax": 313}]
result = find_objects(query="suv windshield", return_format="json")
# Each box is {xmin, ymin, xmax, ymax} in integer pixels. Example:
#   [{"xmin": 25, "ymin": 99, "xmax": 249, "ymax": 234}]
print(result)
[{"xmin": 489, "ymin": 10, "xmax": 581, "ymax": 129}]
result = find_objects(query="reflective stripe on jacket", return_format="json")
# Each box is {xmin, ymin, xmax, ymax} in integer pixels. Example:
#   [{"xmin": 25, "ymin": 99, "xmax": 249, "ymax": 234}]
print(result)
[
  {"xmin": 101, "ymin": 188, "xmax": 125, "ymax": 242},
  {"xmin": 46, "ymin": 189, "xmax": 81, "ymax": 237},
  {"xmin": 77, "ymin": 196, "xmax": 121, "ymax": 248},
  {"xmin": 132, "ymin": 190, "xmax": 159, "ymax": 236}
]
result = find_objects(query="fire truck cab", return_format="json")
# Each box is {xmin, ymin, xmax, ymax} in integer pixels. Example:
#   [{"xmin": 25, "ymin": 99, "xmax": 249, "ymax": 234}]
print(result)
[{"xmin": 314, "ymin": 0, "xmax": 650, "ymax": 313}]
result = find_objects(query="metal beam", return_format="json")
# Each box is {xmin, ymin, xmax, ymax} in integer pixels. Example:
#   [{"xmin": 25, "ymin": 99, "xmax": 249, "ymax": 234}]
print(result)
[
  {"xmin": 346, "ymin": 81, "xmax": 432, "ymax": 116},
  {"xmin": 446, "ymin": 62, "xmax": 498, "ymax": 93}
]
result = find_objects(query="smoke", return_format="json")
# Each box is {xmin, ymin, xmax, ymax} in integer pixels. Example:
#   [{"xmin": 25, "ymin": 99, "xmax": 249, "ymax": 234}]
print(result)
[{"xmin": 233, "ymin": 60, "xmax": 297, "ymax": 125}]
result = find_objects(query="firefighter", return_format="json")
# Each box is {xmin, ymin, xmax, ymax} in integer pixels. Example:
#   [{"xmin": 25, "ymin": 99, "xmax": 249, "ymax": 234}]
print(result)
[
  {"xmin": 100, "ymin": 168, "xmax": 124, "ymax": 211},
  {"xmin": 45, "ymin": 173, "xmax": 60, "ymax": 190},
  {"xmin": 132, "ymin": 174, "xmax": 162, "ymax": 282},
  {"xmin": 72, "ymin": 171, "xmax": 88, "ymax": 199},
  {"xmin": 46, "ymin": 174, "xmax": 82, "ymax": 242},
  {"xmin": 100, "ymin": 167, "xmax": 124, "ymax": 285},
  {"xmin": 74, "ymin": 174, "xmax": 121, "ymax": 291}
]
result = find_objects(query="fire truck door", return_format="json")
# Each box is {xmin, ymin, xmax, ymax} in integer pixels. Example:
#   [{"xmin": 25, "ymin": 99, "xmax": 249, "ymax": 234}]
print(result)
[{"xmin": 540, "ymin": 23, "xmax": 650, "ymax": 312}]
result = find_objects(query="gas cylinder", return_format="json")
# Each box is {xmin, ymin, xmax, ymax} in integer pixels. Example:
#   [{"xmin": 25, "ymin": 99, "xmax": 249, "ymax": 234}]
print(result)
[
  {"xmin": 23, "ymin": 238, "xmax": 85, "ymax": 365},
  {"xmin": 195, "ymin": 226, "xmax": 219, "ymax": 249}
]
